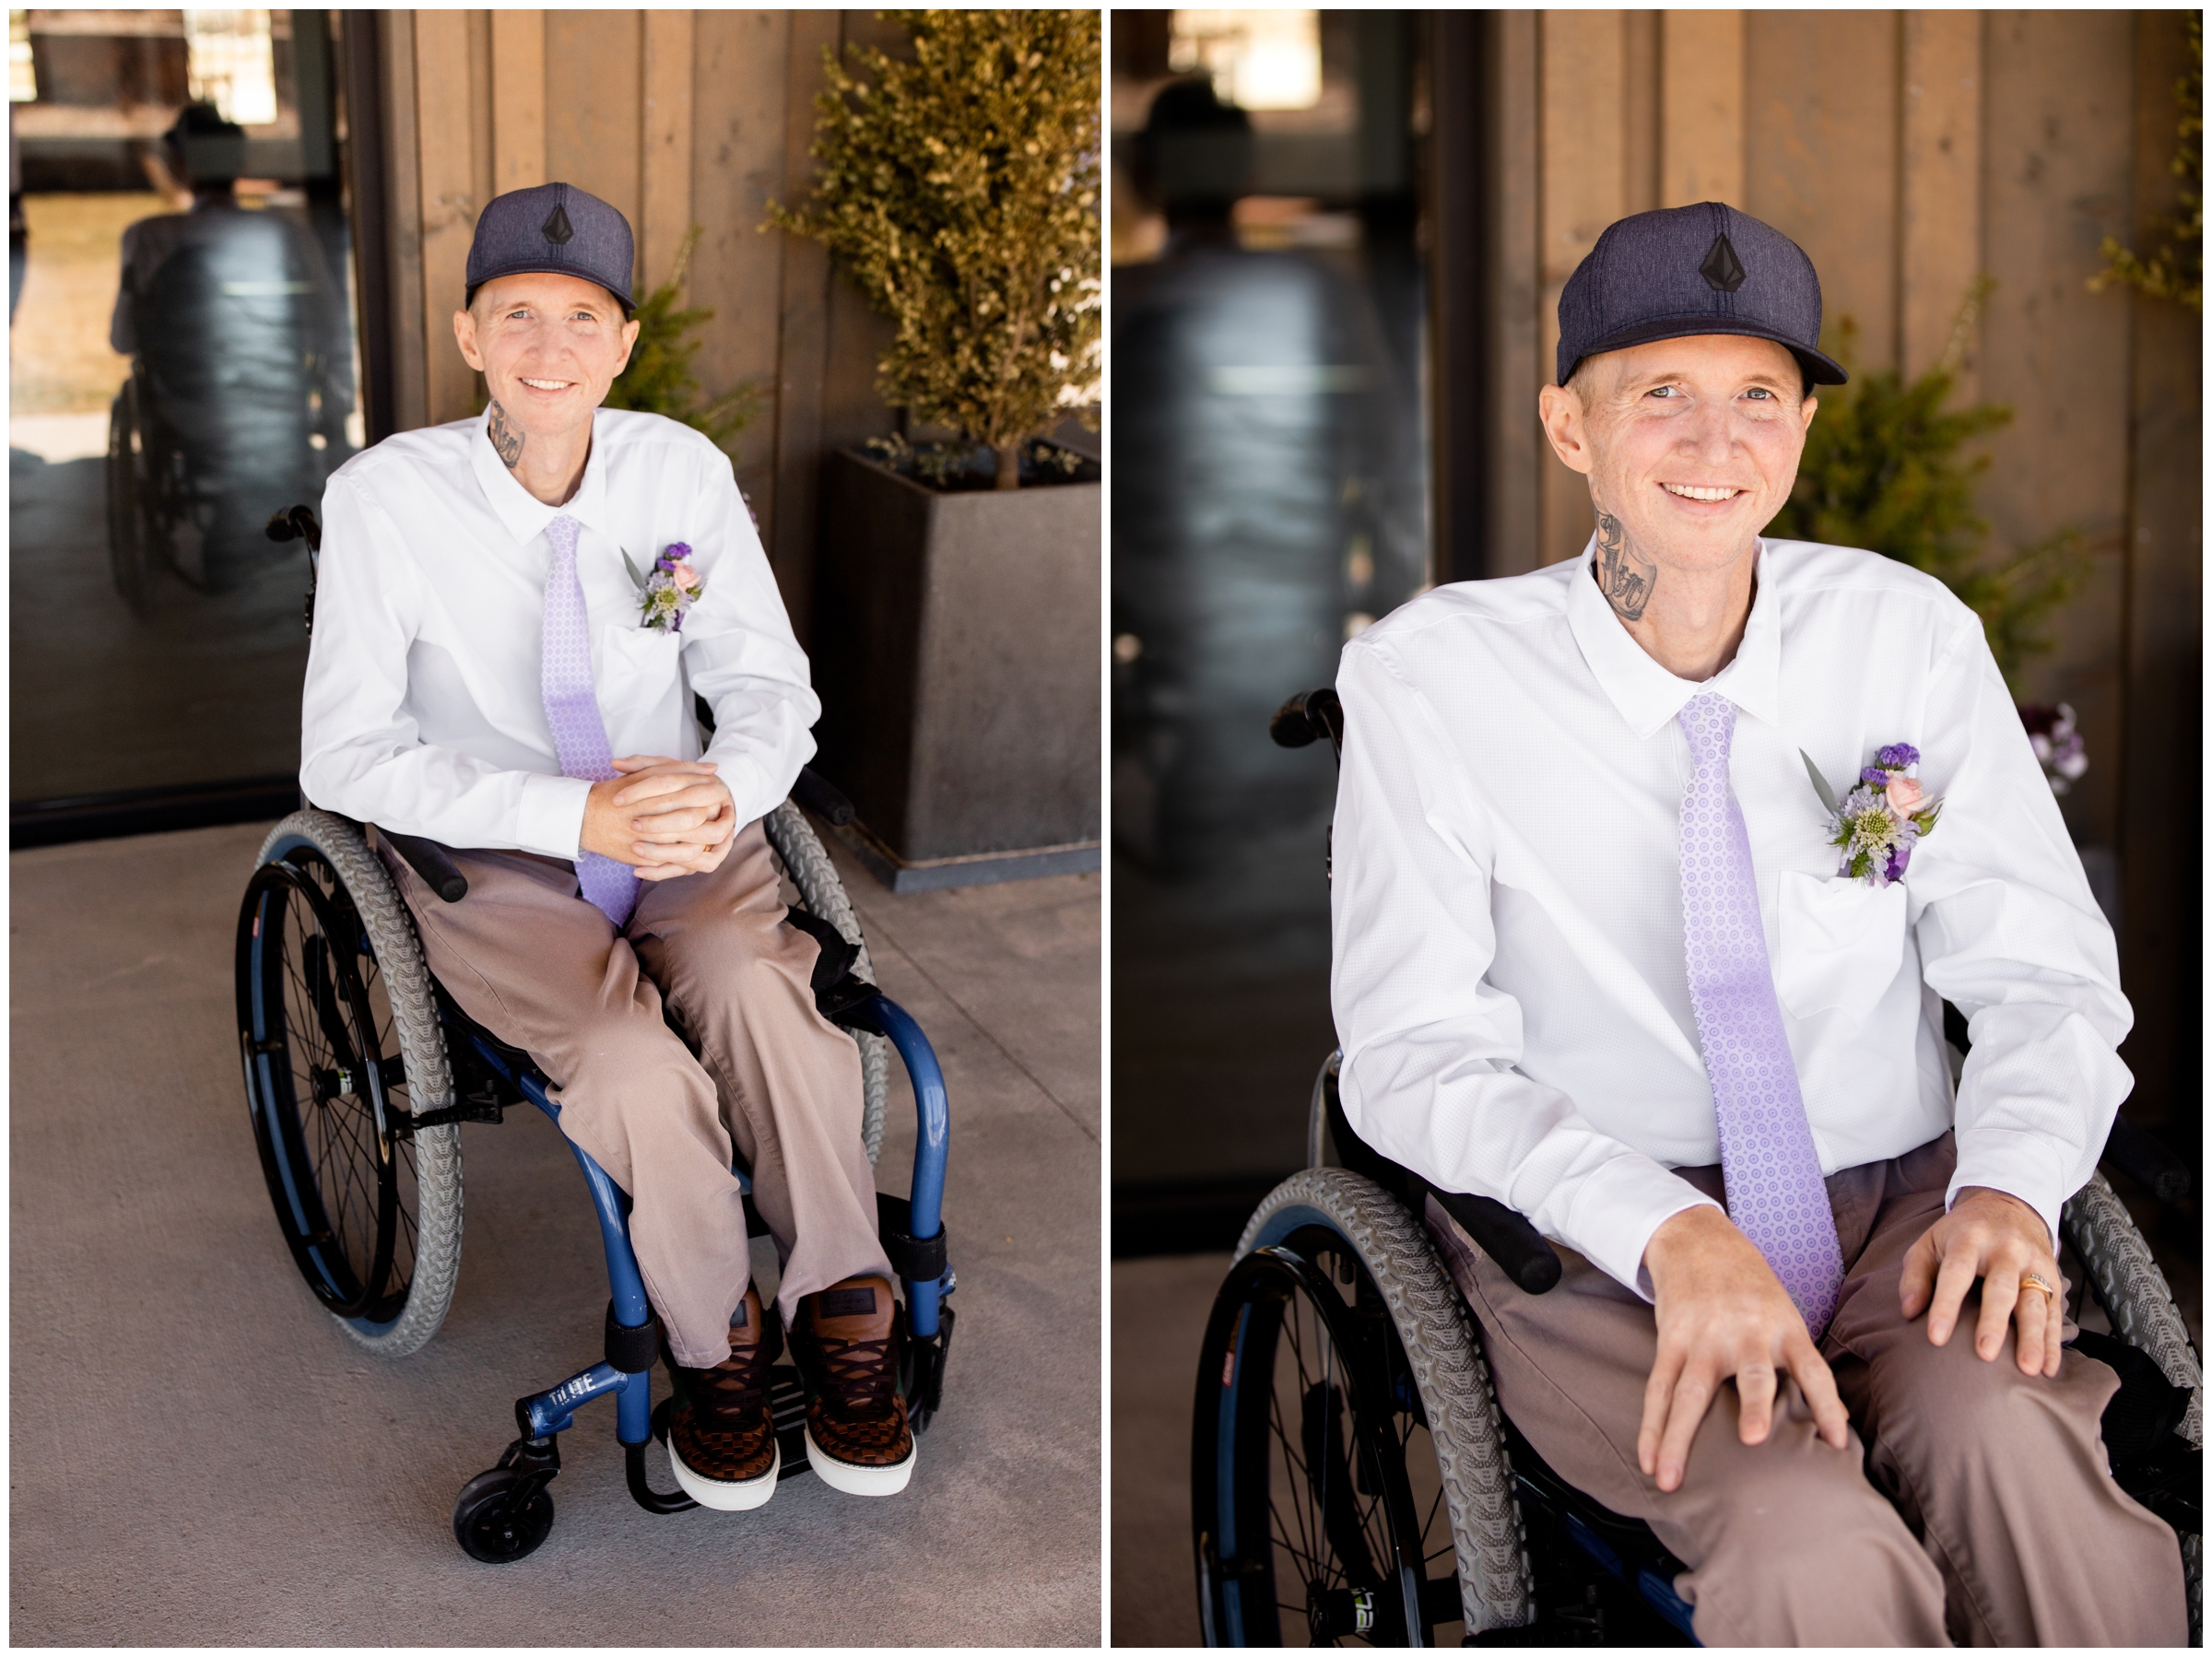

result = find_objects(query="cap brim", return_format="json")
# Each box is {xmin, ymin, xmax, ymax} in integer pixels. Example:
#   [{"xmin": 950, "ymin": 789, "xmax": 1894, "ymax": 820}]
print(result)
[
  {"xmin": 1571, "ymin": 315, "xmax": 1848, "ymax": 387},
  {"xmin": 465, "ymin": 264, "xmax": 634, "ymax": 316}
]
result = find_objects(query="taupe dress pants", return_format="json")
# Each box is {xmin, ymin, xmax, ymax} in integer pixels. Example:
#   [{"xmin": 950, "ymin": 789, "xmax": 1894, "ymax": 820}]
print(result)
[
  {"xmin": 1435, "ymin": 1133, "xmax": 2187, "ymax": 1646},
  {"xmin": 382, "ymin": 817, "xmax": 891, "ymax": 1368}
]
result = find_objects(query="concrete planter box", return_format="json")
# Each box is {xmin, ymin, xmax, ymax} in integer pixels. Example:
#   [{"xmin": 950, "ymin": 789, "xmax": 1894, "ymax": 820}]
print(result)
[{"xmin": 812, "ymin": 447, "xmax": 1100, "ymax": 891}]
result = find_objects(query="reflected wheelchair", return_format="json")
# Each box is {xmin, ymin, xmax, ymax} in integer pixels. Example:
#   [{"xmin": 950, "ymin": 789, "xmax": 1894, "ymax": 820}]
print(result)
[
  {"xmin": 1191, "ymin": 687, "xmax": 2201, "ymax": 1646},
  {"xmin": 107, "ymin": 214, "xmax": 350, "ymax": 613},
  {"xmin": 235, "ymin": 507, "xmax": 953, "ymax": 1563}
]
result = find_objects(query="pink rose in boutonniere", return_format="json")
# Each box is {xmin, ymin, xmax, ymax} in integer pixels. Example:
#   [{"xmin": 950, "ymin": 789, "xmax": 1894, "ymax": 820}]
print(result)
[
  {"xmin": 621, "ymin": 542, "xmax": 706, "ymax": 633},
  {"xmin": 1799, "ymin": 740, "xmax": 1944, "ymax": 888}
]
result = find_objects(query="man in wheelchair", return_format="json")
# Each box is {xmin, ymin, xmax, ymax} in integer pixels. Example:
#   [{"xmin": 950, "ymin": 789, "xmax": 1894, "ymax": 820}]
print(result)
[
  {"xmin": 298, "ymin": 183, "xmax": 912, "ymax": 1510},
  {"xmin": 1329, "ymin": 204, "xmax": 2184, "ymax": 1643}
]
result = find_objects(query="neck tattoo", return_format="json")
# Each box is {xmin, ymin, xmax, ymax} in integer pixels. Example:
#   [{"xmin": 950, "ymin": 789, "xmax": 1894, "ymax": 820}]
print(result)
[
  {"xmin": 488, "ymin": 399, "xmax": 525, "ymax": 470},
  {"xmin": 1593, "ymin": 508, "xmax": 1657, "ymax": 622}
]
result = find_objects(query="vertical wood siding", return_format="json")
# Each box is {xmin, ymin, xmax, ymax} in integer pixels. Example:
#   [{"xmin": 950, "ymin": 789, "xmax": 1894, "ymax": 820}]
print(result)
[
  {"xmin": 374, "ymin": 8, "xmax": 907, "ymax": 641},
  {"xmin": 1471, "ymin": 8, "xmax": 2199, "ymax": 1125}
]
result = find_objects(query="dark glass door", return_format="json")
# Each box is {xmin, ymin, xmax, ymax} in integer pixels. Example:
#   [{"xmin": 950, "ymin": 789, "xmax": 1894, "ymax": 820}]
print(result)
[{"xmin": 10, "ymin": 9, "xmax": 366, "ymax": 824}]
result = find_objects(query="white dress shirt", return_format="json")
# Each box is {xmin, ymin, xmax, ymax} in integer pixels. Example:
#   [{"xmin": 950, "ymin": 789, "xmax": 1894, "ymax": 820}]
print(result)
[
  {"xmin": 300, "ymin": 407, "xmax": 818, "ymax": 859},
  {"xmin": 1331, "ymin": 536, "xmax": 2129, "ymax": 1298}
]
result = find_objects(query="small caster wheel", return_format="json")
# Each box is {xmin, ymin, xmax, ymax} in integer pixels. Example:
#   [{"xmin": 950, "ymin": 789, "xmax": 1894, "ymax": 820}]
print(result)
[{"xmin": 453, "ymin": 1466, "xmax": 555, "ymax": 1563}]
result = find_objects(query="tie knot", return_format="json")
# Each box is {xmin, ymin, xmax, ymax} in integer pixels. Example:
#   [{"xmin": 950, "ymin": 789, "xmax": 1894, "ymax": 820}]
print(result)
[
  {"xmin": 546, "ymin": 513, "xmax": 581, "ymax": 561},
  {"xmin": 1679, "ymin": 691, "xmax": 1735, "ymax": 761}
]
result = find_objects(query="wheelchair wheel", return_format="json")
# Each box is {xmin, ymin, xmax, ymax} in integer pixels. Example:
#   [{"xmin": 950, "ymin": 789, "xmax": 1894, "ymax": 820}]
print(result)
[
  {"xmin": 237, "ymin": 810, "xmax": 463, "ymax": 1356},
  {"xmin": 763, "ymin": 798, "xmax": 888, "ymax": 1163},
  {"xmin": 106, "ymin": 382, "xmax": 158, "ymax": 617},
  {"xmin": 1194, "ymin": 1168, "xmax": 1533, "ymax": 1646}
]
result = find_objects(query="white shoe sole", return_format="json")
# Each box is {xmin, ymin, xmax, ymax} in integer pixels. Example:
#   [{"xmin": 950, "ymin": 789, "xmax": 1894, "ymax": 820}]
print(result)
[
  {"xmin": 804, "ymin": 1426, "xmax": 916, "ymax": 1496},
  {"xmin": 670, "ymin": 1436, "xmax": 780, "ymax": 1511}
]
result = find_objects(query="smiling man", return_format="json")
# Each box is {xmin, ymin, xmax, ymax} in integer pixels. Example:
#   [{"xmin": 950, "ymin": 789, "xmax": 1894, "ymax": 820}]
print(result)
[
  {"xmin": 300, "ymin": 182, "xmax": 916, "ymax": 1510},
  {"xmin": 1331, "ymin": 203, "xmax": 2183, "ymax": 1643}
]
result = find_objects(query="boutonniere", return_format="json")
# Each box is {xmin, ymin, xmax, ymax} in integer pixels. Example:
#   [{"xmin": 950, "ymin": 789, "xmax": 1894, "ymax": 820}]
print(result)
[
  {"xmin": 621, "ymin": 542, "xmax": 705, "ymax": 633},
  {"xmin": 1800, "ymin": 741, "xmax": 1944, "ymax": 888}
]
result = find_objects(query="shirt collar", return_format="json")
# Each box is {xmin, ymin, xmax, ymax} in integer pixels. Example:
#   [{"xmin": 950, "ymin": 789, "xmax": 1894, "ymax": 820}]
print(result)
[
  {"xmin": 1563, "ymin": 535, "xmax": 1783, "ymax": 740},
  {"xmin": 468, "ymin": 407, "xmax": 618, "ymax": 551}
]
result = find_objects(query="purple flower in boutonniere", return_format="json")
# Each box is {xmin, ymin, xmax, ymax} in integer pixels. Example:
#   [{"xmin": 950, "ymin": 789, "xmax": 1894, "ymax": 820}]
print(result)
[
  {"xmin": 1801, "ymin": 740, "xmax": 1944, "ymax": 888},
  {"xmin": 622, "ymin": 542, "xmax": 706, "ymax": 633}
]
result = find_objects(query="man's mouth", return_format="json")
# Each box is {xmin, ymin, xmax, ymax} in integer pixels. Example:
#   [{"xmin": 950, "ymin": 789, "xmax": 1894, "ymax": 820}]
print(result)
[
  {"xmin": 1661, "ymin": 483, "xmax": 1745, "ymax": 502},
  {"xmin": 518, "ymin": 377, "xmax": 572, "ymax": 393}
]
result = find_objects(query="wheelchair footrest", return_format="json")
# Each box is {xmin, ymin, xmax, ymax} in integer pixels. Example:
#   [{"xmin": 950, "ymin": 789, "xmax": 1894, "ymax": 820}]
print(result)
[{"xmin": 905, "ymin": 1301, "xmax": 954, "ymax": 1432}]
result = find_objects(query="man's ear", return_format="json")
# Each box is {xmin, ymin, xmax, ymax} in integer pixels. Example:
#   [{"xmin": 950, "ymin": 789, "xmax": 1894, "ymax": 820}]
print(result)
[
  {"xmin": 610, "ymin": 314, "xmax": 641, "ymax": 380},
  {"xmin": 1800, "ymin": 393, "xmax": 1819, "ymax": 432},
  {"xmin": 1537, "ymin": 383, "xmax": 1596, "ymax": 477},
  {"xmin": 453, "ymin": 307, "xmax": 486, "ymax": 372}
]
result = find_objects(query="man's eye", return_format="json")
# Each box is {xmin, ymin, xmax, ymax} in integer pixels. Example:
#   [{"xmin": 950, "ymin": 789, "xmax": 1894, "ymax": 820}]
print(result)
[
  {"xmin": 1648, "ymin": 385, "xmax": 1678, "ymax": 399},
  {"xmin": 1745, "ymin": 387, "xmax": 1773, "ymax": 400}
]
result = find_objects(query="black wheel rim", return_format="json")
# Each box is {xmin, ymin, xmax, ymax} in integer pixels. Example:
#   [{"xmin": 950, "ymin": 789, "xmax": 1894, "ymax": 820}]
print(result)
[
  {"xmin": 236, "ymin": 848, "xmax": 419, "ymax": 1326},
  {"xmin": 1194, "ymin": 1227, "xmax": 1454, "ymax": 1646}
]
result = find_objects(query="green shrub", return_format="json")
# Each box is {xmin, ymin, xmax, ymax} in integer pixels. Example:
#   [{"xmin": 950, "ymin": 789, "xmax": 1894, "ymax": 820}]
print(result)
[
  {"xmin": 1770, "ymin": 290, "xmax": 2087, "ymax": 691},
  {"xmin": 600, "ymin": 224, "xmax": 759, "ymax": 452},
  {"xmin": 768, "ymin": 9, "xmax": 1102, "ymax": 490}
]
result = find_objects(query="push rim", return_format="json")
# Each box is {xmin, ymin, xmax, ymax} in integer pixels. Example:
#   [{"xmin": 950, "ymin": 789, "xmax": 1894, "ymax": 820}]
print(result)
[
  {"xmin": 1195, "ymin": 1226, "xmax": 1455, "ymax": 1646},
  {"xmin": 237, "ymin": 848, "xmax": 418, "ymax": 1325}
]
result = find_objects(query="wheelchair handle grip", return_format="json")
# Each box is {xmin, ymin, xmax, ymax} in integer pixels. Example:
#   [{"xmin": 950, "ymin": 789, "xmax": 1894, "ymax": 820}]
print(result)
[
  {"xmin": 792, "ymin": 764, "xmax": 854, "ymax": 828},
  {"xmin": 1433, "ymin": 1187, "xmax": 1563, "ymax": 1296},
  {"xmin": 1270, "ymin": 687, "xmax": 1344, "ymax": 756},
  {"xmin": 379, "ymin": 828, "xmax": 469, "ymax": 904}
]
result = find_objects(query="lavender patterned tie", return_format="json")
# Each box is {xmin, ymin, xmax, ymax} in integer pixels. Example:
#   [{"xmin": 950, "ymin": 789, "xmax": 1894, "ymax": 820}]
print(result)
[
  {"xmin": 1677, "ymin": 692, "xmax": 1845, "ymax": 1335},
  {"xmin": 541, "ymin": 513, "xmax": 639, "ymax": 929}
]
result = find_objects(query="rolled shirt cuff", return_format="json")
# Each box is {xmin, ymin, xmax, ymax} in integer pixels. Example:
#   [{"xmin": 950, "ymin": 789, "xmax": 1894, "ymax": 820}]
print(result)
[
  {"xmin": 1947, "ymin": 1125, "xmax": 2070, "ymax": 1251},
  {"xmin": 516, "ymin": 771, "xmax": 594, "ymax": 860},
  {"xmin": 1556, "ymin": 1154, "xmax": 1727, "ymax": 1302}
]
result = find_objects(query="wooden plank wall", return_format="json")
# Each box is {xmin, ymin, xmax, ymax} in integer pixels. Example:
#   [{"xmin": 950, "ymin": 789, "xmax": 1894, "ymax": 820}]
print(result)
[
  {"xmin": 371, "ymin": 8, "xmax": 911, "ymax": 643},
  {"xmin": 1477, "ymin": 9, "xmax": 2200, "ymax": 1129}
]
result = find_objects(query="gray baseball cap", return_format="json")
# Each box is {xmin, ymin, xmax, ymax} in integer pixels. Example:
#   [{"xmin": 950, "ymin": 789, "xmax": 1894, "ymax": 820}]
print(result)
[
  {"xmin": 1557, "ymin": 201, "xmax": 1847, "ymax": 390},
  {"xmin": 465, "ymin": 182, "xmax": 635, "ymax": 313}
]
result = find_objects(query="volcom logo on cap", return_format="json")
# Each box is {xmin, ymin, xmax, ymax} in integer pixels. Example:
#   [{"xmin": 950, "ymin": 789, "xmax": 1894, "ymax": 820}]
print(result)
[
  {"xmin": 818, "ymin": 1287, "xmax": 877, "ymax": 1319},
  {"xmin": 541, "ymin": 201, "xmax": 574, "ymax": 246},
  {"xmin": 1700, "ymin": 233, "xmax": 1747, "ymax": 293}
]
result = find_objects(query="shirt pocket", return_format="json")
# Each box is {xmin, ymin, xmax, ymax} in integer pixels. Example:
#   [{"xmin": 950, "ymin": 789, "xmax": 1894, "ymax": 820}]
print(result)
[
  {"xmin": 596, "ymin": 623, "xmax": 686, "ymax": 728},
  {"xmin": 1775, "ymin": 869, "xmax": 1908, "ymax": 1024}
]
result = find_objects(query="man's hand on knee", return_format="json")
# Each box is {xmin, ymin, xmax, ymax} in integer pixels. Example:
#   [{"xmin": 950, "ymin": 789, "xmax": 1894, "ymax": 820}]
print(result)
[
  {"xmin": 1899, "ymin": 1186, "xmax": 2064, "ymax": 1379},
  {"xmin": 1638, "ymin": 1205, "xmax": 1851, "ymax": 1493},
  {"xmin": 582, "ymin": 757, "xmax": 739, "ymax": 880}
]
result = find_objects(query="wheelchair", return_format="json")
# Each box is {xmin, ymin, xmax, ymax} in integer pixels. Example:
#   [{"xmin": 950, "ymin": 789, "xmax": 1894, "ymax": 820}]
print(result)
[
  {"xmin": 234, "ymin": 507, "xmax": 953, "ymax": 1564},
  {"xmin": 1191, "ymin": 687, "xmax": 2202, "ymax": 1646}
]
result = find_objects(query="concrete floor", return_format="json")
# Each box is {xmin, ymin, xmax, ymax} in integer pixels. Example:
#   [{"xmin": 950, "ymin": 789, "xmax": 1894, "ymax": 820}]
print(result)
[{"xmin": 11, "ymin": 821, "xmax": 1100, "ymax": 1645}]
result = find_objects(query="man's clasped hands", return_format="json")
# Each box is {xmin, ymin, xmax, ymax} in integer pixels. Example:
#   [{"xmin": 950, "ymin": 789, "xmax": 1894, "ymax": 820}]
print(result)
[
  {"xmin": 582, "ymin": 756, "xmax": 738, "ymax": 880},
  {"xmin": 1636, "ymin": 1186, "xmax": 2065, "ymax": 1493}
]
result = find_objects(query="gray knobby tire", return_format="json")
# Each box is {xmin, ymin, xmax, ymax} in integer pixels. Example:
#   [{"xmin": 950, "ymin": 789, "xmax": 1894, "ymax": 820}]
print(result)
[
  {"xmin": 2061, "ymin": 1170, "xmax": 2201, "ymax": 1639},
  {"xmin": 1238, "ymin": 1167, "xmax": 1535, "ymax": 1635},
  {"xmin": 255, "ymin": 810, "xmax": 464, "ymax": 1357},
  {"xmin": 763, "ymin": 799, "xmax": 888, "ymax": 1165}
]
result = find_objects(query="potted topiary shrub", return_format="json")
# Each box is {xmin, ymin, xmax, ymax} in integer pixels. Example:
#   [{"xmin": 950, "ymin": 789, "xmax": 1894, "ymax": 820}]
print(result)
[{"xmin": 770, "ymin": 8, "xmax": 1101, "ymax": 890}]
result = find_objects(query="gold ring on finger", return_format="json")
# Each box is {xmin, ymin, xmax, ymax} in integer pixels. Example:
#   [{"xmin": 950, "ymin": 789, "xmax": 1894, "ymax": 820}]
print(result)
[{"xmin": 2018, "ymin": 1271, "xmax": 2058, "ymax": 1299}]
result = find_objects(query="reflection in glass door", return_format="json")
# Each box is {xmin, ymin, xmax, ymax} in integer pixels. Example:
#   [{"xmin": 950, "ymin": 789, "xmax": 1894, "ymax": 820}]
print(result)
[{"xmin": 10, "ymin": 8, "xmax": 363, "ymax": 817}]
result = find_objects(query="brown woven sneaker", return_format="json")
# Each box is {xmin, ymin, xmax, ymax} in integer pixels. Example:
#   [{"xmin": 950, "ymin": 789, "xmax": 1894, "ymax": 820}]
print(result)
[
  {"xmin": 792, "ymin": 1275, "xmax": 916, "ymax": 1496},
  {"xmin": 667, "ymin": 1286, "xmax": 781, "ymax": 1510}
]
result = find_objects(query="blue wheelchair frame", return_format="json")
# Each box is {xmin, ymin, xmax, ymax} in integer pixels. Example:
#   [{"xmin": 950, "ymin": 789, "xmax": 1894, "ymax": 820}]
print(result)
[
  {"xmin": 446, "ymin": 989, "xmax": 950, "ymax": 1514},
  {"xmin": 242, "ymin": 819, "xmax": 954, "ymax": 1523}
]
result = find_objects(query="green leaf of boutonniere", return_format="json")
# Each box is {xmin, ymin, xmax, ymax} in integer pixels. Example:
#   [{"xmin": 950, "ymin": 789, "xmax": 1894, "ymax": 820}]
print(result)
[
  {"xmin": 620, "ymin": 549, "xmax": 650, "ymax": 592},
  {"xmin": 1800, "ymin": 749, "xmax": 1839, "ymax": 817}
]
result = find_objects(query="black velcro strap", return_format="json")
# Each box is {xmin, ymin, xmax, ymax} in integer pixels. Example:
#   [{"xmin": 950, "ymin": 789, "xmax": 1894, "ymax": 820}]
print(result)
[
  {"xmin": 605, "ymin": 1303, "xmax": 663, "ymax": 1374},
  {"xmin": 877, "ymin": 1192, "xmax": 948, "ymax": 1282},
  {"xmin": 783, "ymin": 906, "xmax": 860, "ymax": 994}
]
